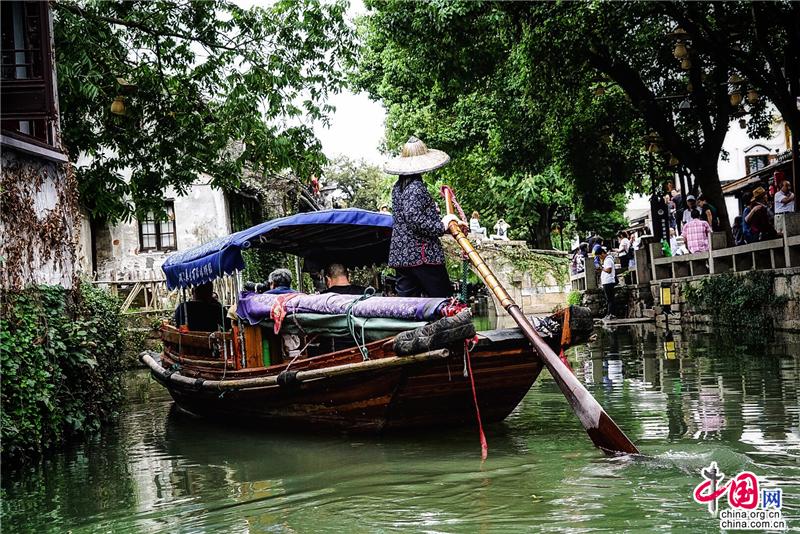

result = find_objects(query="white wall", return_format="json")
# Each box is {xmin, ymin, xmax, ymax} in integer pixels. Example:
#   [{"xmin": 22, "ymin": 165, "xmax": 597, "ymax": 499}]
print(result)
[
  {"xmin": 718, "ymin": 113, "xmax": 788, "ymax": 182},
  {"xmin": 94, "ymin": 180, "xmax": 231, "ymax": 280}
]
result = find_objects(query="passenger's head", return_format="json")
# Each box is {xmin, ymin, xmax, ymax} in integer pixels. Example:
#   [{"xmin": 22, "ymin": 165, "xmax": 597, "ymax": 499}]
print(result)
[
  {"xmin": 734, "ymin": 216, "xmax": 742, "ymax": 227},
  {"xmin": 598, "ymin": 246, "xmax": 609, "ymax": 259},
  {"xmin": 471, "ymin": 210, "xmax": 480, "ymax": 220},
  {"xmin": 691, "ymin": 209, "xmax": 701, "ymax": 219},
  {"xmin": 324, "ymin": 263, "xmax": 350, "ymax": 288},
  {"xmin": 697, "ymin": 194, "xmax": 707, "ymax": 206},
  {"xmin": 686, "ymin": 194, "xmax": 696, "ymax": 207},
  {"xmin": 618, "ymin": 231, "xmax": 628, "ymax": 239},
  {"xmin": 670, "ymin": 227, "xmax": 676, "ymax": 237},
  {"xmin": 193, "ymin": 282, "xmax": 215, "ymax": 302},
  {"xmin": 781, "ymin": 181, "xmax": 791, "ymax": 193},
  {"xmin": 268, "ymin": 268, "xmax": 292, "ymax": 289}
]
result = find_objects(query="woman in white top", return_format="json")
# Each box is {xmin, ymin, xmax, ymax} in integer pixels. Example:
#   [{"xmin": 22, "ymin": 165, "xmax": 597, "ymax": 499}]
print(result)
[
  {"xmin": 615, "ymin": 231, "xmax": 631, "ymax": 271},
  {"xmin": 469, "ymin": 210, "xmax": 487, "ymax": 237}
]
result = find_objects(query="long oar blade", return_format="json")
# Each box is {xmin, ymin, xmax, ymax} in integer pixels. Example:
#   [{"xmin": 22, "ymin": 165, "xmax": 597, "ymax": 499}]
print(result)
[{"xmin": 442, "ymin": 190, "xmax": 639, "ymax": 455}]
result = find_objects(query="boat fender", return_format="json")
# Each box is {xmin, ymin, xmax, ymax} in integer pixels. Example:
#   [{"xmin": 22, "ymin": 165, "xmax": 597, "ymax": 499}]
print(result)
[
  {"xmin": 277, "ymin": 370, "xmax": 300, "ymax": 388},
  {"xmin": 394, "ymin": 309, "xmax": 476, "ymax": 356}
]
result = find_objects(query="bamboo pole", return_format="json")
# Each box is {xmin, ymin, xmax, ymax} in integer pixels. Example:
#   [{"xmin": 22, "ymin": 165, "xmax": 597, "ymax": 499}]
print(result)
[{"xmin": 141, "ymin": 349, "xmax": 450, "ymax": 390}]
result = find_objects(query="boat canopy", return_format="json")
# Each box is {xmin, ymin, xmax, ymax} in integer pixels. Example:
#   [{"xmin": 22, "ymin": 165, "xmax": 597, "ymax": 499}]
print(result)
[{"xmin": 162, "ymin": 208, "xmax": 393, "ymax": 290}]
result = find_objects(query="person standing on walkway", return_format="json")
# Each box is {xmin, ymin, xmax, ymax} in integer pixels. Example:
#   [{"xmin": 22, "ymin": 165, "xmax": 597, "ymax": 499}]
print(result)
[
  {"xmin": 775, "ymin": 180, "xmax": 795, "ymax": 215},
  {"xmin": 681, "ymin": 209, "xmax": 712, "ymax": 253},
  {"xmin": 384, "ymin": 136, "xmax": 462, "ymax": 297},
  {"xmin": 697, "ymin": 194, "xmax": 720, "ymax": 231},
  {"xmin": 598, "ymin": 247, "xmax": 617, "ymax": 320}
]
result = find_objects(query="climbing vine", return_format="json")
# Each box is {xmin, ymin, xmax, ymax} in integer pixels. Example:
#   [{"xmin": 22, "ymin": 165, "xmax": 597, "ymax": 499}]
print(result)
[
  {"xmin": 1, "ymin": 282, "xmax": 126, "ymax": 463},
  {"xmin": 494, "ymin": 245, "xmax": 569, "ymax": 286},
  {"xmin": 683, "ymin": 271, "xmax": 786, "ymax": 342},
  {"xmin": 0, "ymin": 155, "xmax": 79, "ymax": 289}
]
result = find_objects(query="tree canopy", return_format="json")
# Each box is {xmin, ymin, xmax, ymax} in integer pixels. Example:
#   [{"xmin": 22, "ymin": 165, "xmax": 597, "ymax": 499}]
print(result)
[
  {"xmin": 321, "ymin": 156, "xmax": 392, "ymax": 211},
  {"xmin": 54, "ymin": 0, "xmax": 355, "ymax": 222},
  {"xmin": 356, "ymin": 1, "xmax": 641, "ymax": 247},
  {"xmin": 358, "ymin": 1, "xmax": 792, "ymax": 243}
]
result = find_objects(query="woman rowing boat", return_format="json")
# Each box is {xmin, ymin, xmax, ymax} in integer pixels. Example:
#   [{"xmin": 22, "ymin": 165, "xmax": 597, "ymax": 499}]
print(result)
[{"xmin": 384, "ymin": 136, "xmax": 465, "ymax": 297}]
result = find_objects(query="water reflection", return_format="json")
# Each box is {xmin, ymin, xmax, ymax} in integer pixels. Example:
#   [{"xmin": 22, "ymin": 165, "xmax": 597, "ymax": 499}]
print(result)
[{"xmin": 2, "ymin": 326, "xmax": 798, "ymax": 532}]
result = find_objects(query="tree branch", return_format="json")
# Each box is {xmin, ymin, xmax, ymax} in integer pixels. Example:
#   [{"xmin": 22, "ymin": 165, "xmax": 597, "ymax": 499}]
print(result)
[{"xmin": 53, "ymin": 2, "xmax": 242, "ymax": 53}]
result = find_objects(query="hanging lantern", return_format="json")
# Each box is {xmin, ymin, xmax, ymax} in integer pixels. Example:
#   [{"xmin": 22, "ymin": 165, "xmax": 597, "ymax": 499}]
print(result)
[
  {"xmin": 746, "ymin": 88, "xmax": 759, "ymax": 104},
  {"xmin": 738, "ymin": 118, "xmax": 747, "ymax": 129},
  {"xmin": 593, "ymin": 84, "xmax": 606, "ymax": 96},
  {"xmin": 668, "ymin": 155, "xmax": 680, "ymax": 167},
  {"xmin": 687, "ymin": 81, "xmax": 694, "ymax": 93},
  {"xmin": 111, "ymin": 96, "xmax": 126, "ymax": 115},
  {"xmin": 673, "ymin": 41, "xmax": 688, "ymax": 59},
  {"xmin": 680, "ymin": 57, "xmax": 692, "ymax": 70},
  {"xmin": 729, "ymin": 90, "xmax": 742, "ymax": 107}
]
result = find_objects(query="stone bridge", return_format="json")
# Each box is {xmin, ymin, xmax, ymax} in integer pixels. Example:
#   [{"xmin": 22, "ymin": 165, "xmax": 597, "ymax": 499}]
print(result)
[{"xmin": 449, "ymin": 239, "xmax": 570, "ymax": 325}]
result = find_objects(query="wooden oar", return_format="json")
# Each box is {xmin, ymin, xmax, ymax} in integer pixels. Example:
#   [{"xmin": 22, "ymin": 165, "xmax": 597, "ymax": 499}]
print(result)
[{"xmin": 442, "ymin": 187, "xmax": 640, "ymax": 455}]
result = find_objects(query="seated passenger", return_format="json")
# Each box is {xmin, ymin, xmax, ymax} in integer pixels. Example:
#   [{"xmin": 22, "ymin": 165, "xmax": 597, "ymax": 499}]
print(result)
[
  {"xmin": 174, "ymin": 282, "xmax": 231, "ymax": 332},
  {"xmin": 322, "ymin": 263, "xmax": 367, "ymax": 295},
  {"xmin": 265, "ymin": 268, "xmax": 297, "ymax": 295}
]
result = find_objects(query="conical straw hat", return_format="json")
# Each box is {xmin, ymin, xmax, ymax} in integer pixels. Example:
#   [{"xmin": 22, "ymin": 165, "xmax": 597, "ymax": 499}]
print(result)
[{"xmin": 383, "ymin": 136, "xmax": 450, "ymax": 175}]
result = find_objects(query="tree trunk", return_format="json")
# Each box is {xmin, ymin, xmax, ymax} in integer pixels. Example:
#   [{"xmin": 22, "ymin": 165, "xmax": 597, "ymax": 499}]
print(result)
[
  {"xmin": 530, "ymin": 207, "xmax": 553, "ymax": 249},
  {"xmin": 686, "ymin": 160, "xmax": 733, "ymax": 243}
]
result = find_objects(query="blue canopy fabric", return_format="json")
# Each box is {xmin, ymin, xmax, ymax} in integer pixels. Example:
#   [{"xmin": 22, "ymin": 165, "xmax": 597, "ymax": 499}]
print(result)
[{"xmin": 162, "ymin": 208, "xmax": 393, "ymax": 290}]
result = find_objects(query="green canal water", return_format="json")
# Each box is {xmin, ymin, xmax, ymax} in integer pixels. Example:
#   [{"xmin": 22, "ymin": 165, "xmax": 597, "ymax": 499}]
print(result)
[{"xmin": 3, "ymin": 325, "xmax": 799, "ymax": 533}]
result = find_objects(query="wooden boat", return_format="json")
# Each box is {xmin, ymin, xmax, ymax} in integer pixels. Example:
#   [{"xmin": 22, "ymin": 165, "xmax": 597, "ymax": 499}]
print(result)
[{"xmin": 144, "ymin": 208, "xmax": 593, "ymax": 432}]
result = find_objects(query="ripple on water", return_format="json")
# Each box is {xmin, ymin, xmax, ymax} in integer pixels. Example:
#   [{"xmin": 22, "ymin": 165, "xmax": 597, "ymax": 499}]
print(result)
[{"xmin": 2, "ymin": 329, "xmax": 799, "ymax": 532}]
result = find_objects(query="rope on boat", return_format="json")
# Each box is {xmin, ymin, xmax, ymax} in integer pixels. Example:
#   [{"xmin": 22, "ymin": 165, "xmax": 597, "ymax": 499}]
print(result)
[
  {"xmin": 464, "ymin": 338, "xmax": 488, "ymax": 461},
  {"xmin": 346, "ymin": 287, "xmax": 375, "ymax": 361},
  {"xmin": 438, "ymin": 185, "xmax": 488, "ymax": 461}
]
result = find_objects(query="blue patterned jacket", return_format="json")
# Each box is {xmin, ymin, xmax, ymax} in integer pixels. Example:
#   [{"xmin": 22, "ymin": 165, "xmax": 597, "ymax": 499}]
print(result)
[{"xmin": 388, "ymin": 177, "xmax": 445, "ymax": 267}]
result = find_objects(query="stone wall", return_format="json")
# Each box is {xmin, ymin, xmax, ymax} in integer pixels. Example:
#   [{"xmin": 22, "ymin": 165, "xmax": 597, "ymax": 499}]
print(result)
[
  {"xmin": 466, "ymin": 240, "xmax": 569, "ymax": 316},
  {"xmin": 1, "ymin": 149, "xmax": 78, "ymax": 289},
  {"xmin": 651, "ymin": 267, "xmax": 800, "ymax": 333}
]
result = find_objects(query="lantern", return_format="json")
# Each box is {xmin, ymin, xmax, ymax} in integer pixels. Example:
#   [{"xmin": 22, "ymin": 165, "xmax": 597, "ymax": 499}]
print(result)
[
  {"xmin": 680, "ymin": 57, "xmax": 691, "ymax": 70},
  {"xmin": 673, "ymin": 41, "xmax": 688, "ymax": 59},
  {"xmin": 729, "ymin": 91, "xmax": 742, "ymax": 107},
  {"xmin": 111, "ymin": 96, "xmax": 126, "ymax": 115}
]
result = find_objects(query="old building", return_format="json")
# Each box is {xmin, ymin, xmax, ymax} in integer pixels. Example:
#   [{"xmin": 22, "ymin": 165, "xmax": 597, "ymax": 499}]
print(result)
[
  {"xmin": 1, "ymin": 1, "xmax": 77, "ymax": 290},
  {"xmin": 86, "ymin": 180, "xmax": 236, "ymax": 281}
]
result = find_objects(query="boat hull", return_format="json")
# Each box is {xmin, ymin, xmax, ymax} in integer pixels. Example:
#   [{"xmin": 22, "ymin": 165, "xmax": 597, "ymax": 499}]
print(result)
[{"xmin": 150, "ymin": 334, "xmax": 543, "ymax": 433}]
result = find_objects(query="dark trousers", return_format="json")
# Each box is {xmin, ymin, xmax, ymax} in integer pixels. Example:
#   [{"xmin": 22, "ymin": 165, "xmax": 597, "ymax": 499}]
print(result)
[
  {"xmin": 602, "ymin": 283, "xmax": 616, "ymax": 317},
  {"xmin": 396, "ymin": 264, "xmax": 452, "ymax": 297}
]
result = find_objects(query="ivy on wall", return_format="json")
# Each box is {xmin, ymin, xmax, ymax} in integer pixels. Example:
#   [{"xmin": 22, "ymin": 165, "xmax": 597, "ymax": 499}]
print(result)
[
  {"xmin": 1, "ymin": 282, "xmax": 126, "ymax": 463},
  {"xmin": 683, "ymin": 271, "xmax": 787, "ymax": 342}
]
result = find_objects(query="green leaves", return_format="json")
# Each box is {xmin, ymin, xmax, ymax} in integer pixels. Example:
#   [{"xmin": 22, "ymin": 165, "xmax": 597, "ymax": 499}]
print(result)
[
  {"xmin": 1, "ymin": 283, "xmax": 126, "ymax": 462},
  {"xmin": 54, "ymin": 0, "xmax": 356, "ymax": 222}
]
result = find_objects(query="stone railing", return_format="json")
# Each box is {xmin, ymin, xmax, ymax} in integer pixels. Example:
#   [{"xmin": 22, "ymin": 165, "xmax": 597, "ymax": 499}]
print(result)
[
  {"xmin": 649, "ymin": 213, "xmax": 800, "ymax": 282},
  {"xmin": 570, "ymin": 213, "xmax": 800, "ymax": 290}
]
